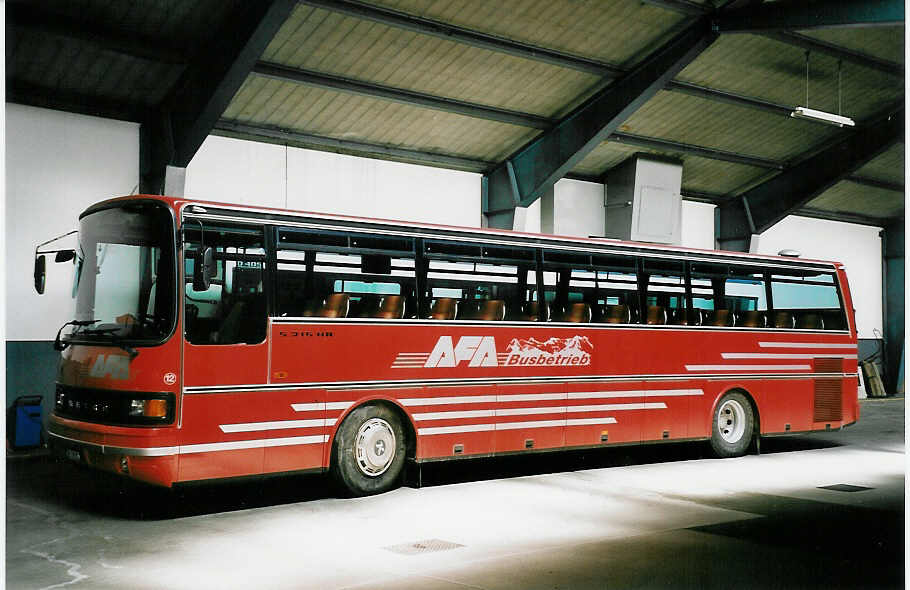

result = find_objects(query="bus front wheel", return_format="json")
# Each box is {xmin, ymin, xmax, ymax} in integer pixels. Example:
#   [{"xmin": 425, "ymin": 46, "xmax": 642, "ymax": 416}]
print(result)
[
  {"xmin": 332, "ymin": 404, "xmax": 406, "ymax": 496},
  {"xmin": 710, "ymin": 392, "xmax": 754, "ymax": 458}
]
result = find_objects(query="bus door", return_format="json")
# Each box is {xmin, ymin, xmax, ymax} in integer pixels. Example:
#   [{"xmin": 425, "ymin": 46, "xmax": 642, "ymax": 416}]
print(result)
[{"xmin": 179, "ymin": 222, "xmax": 270, "ymax": 480}]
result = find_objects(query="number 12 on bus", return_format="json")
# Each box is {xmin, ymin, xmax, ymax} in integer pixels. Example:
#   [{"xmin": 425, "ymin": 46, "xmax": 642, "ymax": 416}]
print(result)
[{"xmin": 40, "ymin": 196, "xmax": 859, "ymax": 496}]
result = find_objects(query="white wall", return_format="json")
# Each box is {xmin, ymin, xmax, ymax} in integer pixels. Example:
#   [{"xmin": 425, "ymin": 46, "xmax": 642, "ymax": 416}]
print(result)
[
  {"xmin": 680, "ymin": 201, "xmax": 716, "ymax": 250},
  {"xmin": 756, "ymin": 216, "xmax": 883, "ymax": 338},
  {"xmin": 546, "ymin": 179, "xmax": 715, "ymax": 250},
  {"xmin": 5, "ymin": 104, "xmax": 139, "ymax": 340},
  {"xmin": 547, "ymin": 179, "xmax": 605, "ymax": 237},
  {"xmin": 186, "ymin": 135, "xmax": 482, "ymax": 227}
]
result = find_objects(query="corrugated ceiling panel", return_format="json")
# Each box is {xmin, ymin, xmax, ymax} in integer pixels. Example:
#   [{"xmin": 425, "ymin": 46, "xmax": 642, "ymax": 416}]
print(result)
[
  {"xmin": 618, "ymin": 90, "xmax": 841, "ymax": 162},
  {"xmin": 854, "ymin": 143, "xmax": 905, "ymax": 185},
  {"xmin": 225, "ymin": 77, "xmax": 540, "ymax": 162},
  {"xmin": 264, "ymin": 5, "xmax": 601, "ymax": 118},
  {"xmin": 677, "ymin": 34, "xmax": 903, "ymax": 121},
  {"xmin": 27, "ymin": 0, "xmax": 244, "ymax": 47},
  {"xmin": 7, "ymin": 31, "xmax": 179, "ymax": 107},
  {"xmin": 806, "ymin": 180, "xmax": 904, "ymax": 219},
  {"xmin": 801, "ymin": 26, "xmax": 905, "ymax": 65},
  {"xmin": 571, "ymin": 141, "xmax": 768, "ymax": 195},
  {"xmin": 364, "ymin": 0, "xmax": 688, "ymax": 67}
]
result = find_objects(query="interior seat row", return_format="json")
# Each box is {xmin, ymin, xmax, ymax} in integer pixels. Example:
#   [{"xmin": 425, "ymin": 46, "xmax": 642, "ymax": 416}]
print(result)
[{"xmin": 296, "ymin": 295, "xmax": 825, "ymax": 329}]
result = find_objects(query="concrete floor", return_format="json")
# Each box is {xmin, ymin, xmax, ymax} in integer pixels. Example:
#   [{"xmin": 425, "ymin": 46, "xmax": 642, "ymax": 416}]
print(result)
[{"xmin": 6, "ymin": 397, "xmax": 904, "ymax": 590}]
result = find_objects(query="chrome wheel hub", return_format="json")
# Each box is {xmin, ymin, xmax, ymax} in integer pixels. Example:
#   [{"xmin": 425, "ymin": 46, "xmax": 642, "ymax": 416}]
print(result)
[
  {"xmin": 718, "ymin": 399, "xmax": 747, "ymax": 444},
  {"xmin": 355, "ymin": 418, "xmax": 396, "ymax": 477}
]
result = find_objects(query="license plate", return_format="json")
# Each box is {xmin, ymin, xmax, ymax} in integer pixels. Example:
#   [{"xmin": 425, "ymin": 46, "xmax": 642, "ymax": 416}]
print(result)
[{"xmin": 65, "ymin": 449, "xmax": 82, "ymax": 463}]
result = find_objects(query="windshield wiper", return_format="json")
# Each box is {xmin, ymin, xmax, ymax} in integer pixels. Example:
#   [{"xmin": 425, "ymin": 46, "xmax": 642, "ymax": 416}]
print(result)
[
  {"xmin": 79, "ymin": 327, "xmax": 140, "ymax": 360},
  {"xmin": 53, "ymin": 319, "xmax": 99, "ymax": 351},
  {"xmin": 54, "ymin": 319, "xmax": 140, "ymax": 360}
]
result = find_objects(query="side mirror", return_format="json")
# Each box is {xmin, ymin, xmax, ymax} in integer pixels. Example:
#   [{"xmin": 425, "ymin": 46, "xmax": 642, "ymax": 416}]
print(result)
[
  {"xmin": 34, "ymin": 255, "xmax": 46, "ymax": 294},
  {"xmin": 192, "ymin": 247, "xmax": 216, "ymax": 291},
  {"xmin": 55, "ymin": 250, "xmax": 76, "ymax": 263}
]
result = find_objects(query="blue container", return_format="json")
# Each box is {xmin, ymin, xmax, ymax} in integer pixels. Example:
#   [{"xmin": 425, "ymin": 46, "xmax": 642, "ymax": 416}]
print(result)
[{"xmin": 8, "ymin": 396, "xmax": 42, "ymax": 450}]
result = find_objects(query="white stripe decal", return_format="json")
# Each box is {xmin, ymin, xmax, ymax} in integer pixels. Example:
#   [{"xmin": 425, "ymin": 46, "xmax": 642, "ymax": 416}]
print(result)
[
  {"xmin": 418, "ymin": 424, "xmax": 496, "ymax": 435},
  {"xmin": 495, "ymin": 406, "xmax": 566, "ymax": 417},
  {"xmin": 417, "ymin": 417, "xmax": 618, "ymax": 436},
  {"xmin": 566, "ymin": 389, "xmax": 704, "ymax": 399},
  {"xmin": 401, "ymin": 395, "xmax": 498, "ymax": 406},
  {"xmin": 567, "ymin": 403, "xmax": 666, "ymax": 412},
  {"xmin": 290, "ymin": 402, "xmax": 322, "ymax": 412},
  {"xmin": 721, "ymin": 353, "xmax": 856, "ymax": 360},
  {"xmin": 566, "ymin": 418, "xmax": 618, "ymax": 426},
  {"xmin": 179, "ymin": 435, "xmax": 328, "ymax": 454},
  {"xmin": 326, "ymin": 401, "xmax": 354, "ymax": 411},
  {"xmin": 496, "ymin": 419, "xmax": 566, "ymax": 430},
  {"xmin": 220, "ymin": 419, "xmax": 334, "ymax": 433},
  {"xmin": 497, "ymin": 393, "xmax": 566, "ymax": 402},
  {"xmin": 290, "ymin": 401, "xmax": 353, "ymax": 412},
  {"xmin": 686, "ymin": 364, "xmax": 811, "ymax": 371},
  {"xmin": 758, "ymin": 342, "xmax": 857, "ymax": 349},
  {"xmin": 413, "ymin": 402, "xmax": 666, "ymax": 421},
  {"xmin": 412, "ymin": 410, "xmax": 496, "ymax": 421}
]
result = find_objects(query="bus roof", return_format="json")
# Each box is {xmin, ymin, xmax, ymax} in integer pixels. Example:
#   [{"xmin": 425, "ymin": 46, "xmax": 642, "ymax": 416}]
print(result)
[{"xmin": 89, "ymin": 194, "xmax": 845, "ymax": 270}]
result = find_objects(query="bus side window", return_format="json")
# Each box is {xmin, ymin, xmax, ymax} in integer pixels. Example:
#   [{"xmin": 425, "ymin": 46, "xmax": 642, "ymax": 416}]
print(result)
[
  {"xmin": 423, "ymin": 241, "xmax": 534, "ymax": 321},
  {"xmin": 184, "ymin": 224, "xmax": 267, "ymax": 345},
  {"xmin": 539, "ymin": 250, "xmax": 593, "ymax": 323},
  {"xmin": 642, "ymin": 259, "xmax": 685, "ymax": 326},
  {"xmin": 725, "ymin": 266, "xmax": 768, "ymax": 328},
  {"xmin": 276, "ymin": 229, "xmax": 416, "ymax": 320},
  {"xmin": 770, "ymin": 270, "xmax": 844, "ymax": 330}
]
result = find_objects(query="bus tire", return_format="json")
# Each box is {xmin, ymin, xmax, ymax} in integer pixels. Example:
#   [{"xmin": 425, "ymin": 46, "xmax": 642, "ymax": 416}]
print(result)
[
  {"xmin": 331, "ymin": 404, "xmax": 406, "ymax": 496},
  {"xmin": 710, "ymin": 392, "xmax": 754, "ymax": 458}
]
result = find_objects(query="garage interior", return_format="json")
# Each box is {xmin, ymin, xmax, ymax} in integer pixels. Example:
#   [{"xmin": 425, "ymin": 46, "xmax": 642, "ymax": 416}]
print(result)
[{"xmin": 4, "ymin": 0, "xmax": 906, "ymax": 588}]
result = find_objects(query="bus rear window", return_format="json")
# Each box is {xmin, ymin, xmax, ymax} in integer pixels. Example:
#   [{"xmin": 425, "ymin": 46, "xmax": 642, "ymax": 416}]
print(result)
[{"xmin": 770, "ymin": 271, "xmax": 844, "ymax": 330}]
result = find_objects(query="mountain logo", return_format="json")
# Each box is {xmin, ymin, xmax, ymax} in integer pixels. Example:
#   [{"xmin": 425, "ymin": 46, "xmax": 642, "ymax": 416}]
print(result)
[{"xmin": 504, "ymin": 336, "xmax": 593, "ymax": 366}]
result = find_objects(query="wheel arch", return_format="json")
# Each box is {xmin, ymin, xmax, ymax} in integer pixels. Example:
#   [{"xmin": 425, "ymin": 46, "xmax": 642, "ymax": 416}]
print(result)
[
  {"xmin": 325, "ymin": 397, "xmax": 417, "ymax": 469},
  {"xmin": 711, "ymin": 385, "xmax": 761, "ymax": 437}
]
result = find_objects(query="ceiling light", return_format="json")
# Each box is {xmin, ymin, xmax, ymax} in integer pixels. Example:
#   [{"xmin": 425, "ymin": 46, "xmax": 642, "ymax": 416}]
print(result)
[{"xmin": 790, "ymin": 106, "xmax": 855, "ymax": 128}]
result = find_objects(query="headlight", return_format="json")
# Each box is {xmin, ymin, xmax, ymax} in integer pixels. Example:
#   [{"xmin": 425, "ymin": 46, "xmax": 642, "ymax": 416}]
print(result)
[{"xmin": 129, "ymin": 399, "xmax": 169, "ymax": 419}]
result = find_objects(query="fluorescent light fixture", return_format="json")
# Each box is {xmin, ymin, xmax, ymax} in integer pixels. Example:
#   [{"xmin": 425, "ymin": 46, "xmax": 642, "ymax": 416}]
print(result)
[{"xmin": 790, "ymin": 106, "xmax": 855, "ymax": 128}]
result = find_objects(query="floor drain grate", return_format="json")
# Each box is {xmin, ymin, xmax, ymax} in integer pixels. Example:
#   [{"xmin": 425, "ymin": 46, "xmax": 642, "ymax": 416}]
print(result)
[
  {"xmin": 384, "ymin": 539, "xmax": 465, "ymax": 555},
  {"xmin": 818, "ymin": 484, "xmax": 874, "ymax": 492}
]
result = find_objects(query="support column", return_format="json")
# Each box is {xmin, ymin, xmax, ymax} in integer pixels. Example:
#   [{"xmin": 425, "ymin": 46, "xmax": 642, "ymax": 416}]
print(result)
[{"xmin": 882, "ymin": 220, "xmax": 904, "ymax": 393}]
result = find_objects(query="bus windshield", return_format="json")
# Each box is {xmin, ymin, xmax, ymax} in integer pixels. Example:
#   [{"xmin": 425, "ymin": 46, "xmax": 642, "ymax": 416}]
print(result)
[{"xmin": 68, "ymin": 202, "xmax": 175, "ymax": 344}]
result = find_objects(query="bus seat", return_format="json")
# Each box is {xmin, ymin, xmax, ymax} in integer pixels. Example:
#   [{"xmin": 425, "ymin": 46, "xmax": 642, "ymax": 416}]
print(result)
[
  {"xmin": 478, "ymin": 299, "xmax": 506, "ymax": 321},
  {"xmin": 771, "ymin": 311, "xmax": 795, "ymax": 329},
  {"xmin": 670, "ymin": 308, "xmax": 701, "ymax": 326},
  {"xmin": 706, "ymin": 309, "xmax": 734, "ymax": 327},
  {"xmin": 552, "ymin": 303, "xmax": 591, "ymax": 323},
  {"xmin": 350, "ymin": 295, "xmax": 380, "ymax": 318},
  {"xmin": 428, "ymin": 298, "xmax": 457, "ymax": 320},
  {"xmin": 319, "ymin": 293, "xmax": 350, "ymax": 318},
  {"xmin": 216, "ymin": 301, "xmax": 246, "ymax": 343},
  {"xmin": 645, "ymin": 305, "xmax": 667, "ymax": 325},
  {"xmin": 602, "ymin": 304, "xmax": 631, "ymax": 324},
  {"xmin": 374, "ymin": 295, "xmax": 405, "ymax": 319},
  {"xmin": 507, "ymin": 301, "xmax": 543, "ymax": 322},
  {"xmin": 456, "ymin": 299, "xmax": 506, "ymax": 321},
  {"xmin": 455, "ymin": 300, "xmax": 480, "ymax": 320},
  {"xmin": 797, "ymin": 313, "xmax": 824, "ymax": 330},
  {"xmin": 739, "ymin": 311, "xmax": 767, "ymax": 328}
]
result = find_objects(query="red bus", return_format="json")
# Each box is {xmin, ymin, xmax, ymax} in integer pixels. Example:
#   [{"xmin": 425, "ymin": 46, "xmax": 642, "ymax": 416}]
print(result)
[{"xmin": 40, "ymin": 195, "xmax": 859, "ymax": 495}]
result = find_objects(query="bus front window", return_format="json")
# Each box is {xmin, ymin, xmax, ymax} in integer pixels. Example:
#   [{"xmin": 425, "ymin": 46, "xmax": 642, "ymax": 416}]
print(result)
[{"xmin": 68, "ymin": 202, "xmax": 176, "ymax": 344}]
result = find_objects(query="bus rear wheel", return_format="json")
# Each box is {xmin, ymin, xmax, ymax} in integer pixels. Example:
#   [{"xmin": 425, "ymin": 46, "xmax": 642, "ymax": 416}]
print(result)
[
  {"xmin": 332, "ymin": 404, "xmax": 406, "ymax": 496},
  {"xmin": 710, "ymin": 392, "xmax": 754, "ymax": 458}
]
